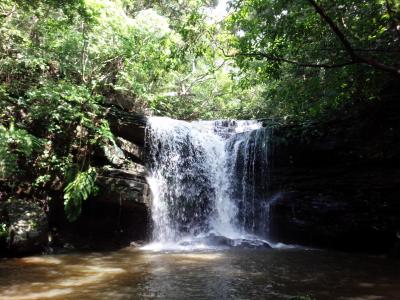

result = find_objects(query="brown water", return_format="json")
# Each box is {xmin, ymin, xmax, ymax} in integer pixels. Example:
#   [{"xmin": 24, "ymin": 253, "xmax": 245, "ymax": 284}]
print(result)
[{"xmin": 0, "ymin": 248, "xmax": 399, "ymax": 300}]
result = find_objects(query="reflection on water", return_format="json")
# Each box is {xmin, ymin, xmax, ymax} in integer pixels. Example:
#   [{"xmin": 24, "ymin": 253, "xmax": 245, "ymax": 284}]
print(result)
[{"xmin": 0, "ymin": 248, "xmax": 399, "ymax": 300}]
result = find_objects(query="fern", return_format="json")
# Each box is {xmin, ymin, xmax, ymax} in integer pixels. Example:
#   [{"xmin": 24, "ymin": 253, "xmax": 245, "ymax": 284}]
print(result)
[
  {"xmin": 63, "ymin": 166, "xmax": 98, "ymax": 222},
  {"xmin": 93, "ymin": 119, "xmax": 116, "ymax": 146},
  {"xmin": 0, "ymin": 223, "xmax": 8, "ymax": 239},
  {"xmin": 0, "ymin": 123, "xmax": 43, "ymax": 179}
]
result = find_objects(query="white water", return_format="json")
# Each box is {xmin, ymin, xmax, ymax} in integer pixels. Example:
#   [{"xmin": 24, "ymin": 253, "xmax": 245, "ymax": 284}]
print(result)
[{"xmin": 143, "ymin": 117, "xmax": 277, "ymax": 250}]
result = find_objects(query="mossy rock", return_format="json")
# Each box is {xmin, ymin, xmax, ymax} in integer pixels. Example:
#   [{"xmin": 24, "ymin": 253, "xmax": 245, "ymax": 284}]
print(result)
[{"xmin": 5, "ymin": 199, "xmax": 48, "ymax": 254}]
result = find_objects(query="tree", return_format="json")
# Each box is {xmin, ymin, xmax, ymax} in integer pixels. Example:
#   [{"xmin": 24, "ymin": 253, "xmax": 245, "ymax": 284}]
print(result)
[
  {"xmin": 225, "ymin": 0, "xmax": 400, "ymax": 120},
  {"xmin": 0, "ymin": 0, "xmax": 255, "ymax": 222}
]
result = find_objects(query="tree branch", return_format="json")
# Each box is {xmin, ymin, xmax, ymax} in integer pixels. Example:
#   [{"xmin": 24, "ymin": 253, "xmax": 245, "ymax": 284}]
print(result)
[
  {"xmin": 307, "ymin": 0, "xmax": 358, "ymax": 62},
  {"xmin": 318, "ymin": 47, "xmax": 400, "ymax": 53},
  {"xmin": 224, "ymin": 1, "xmax": 400, "ymax": 76},
  {"xmin": 385, "ymin": 0, "xmax": 400, "ymax": 40},
  {"xmin": 1, "ymin": 4, "xmax": 16, "ymax": 18},
  {"xmin": 307, "ymin": 0, "xmax": 400, "ymax": 76},
  {"xmin": 221, "ymin": 47, "xmax": 356, "ymax": 69}
]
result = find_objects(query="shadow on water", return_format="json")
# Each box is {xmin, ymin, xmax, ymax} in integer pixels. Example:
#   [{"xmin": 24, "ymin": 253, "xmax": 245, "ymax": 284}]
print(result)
[{"xmin": 0, "ymin": 248, "xmax": 400, "ymax": 300}]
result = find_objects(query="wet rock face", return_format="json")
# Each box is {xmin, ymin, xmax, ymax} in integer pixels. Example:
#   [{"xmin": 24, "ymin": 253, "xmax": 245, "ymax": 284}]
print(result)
[
  {"xmin": 78, "ymin": 112, "xmax": 151, "ymax": 248},
  {"xmin": 107, "ymin": 107, "xmax": 147, "ymax": 147},
  {"xmin": 116, "ymin": 137, "xmax": 143, "ymax": 163},
  {"xmin": 96, "ymin": 166, "xmax": 151, "ymax": 208},
  {"xmin": 48, "ymin": 168, "xmax": 151, "ymax": 251},
  {"xmin": 265, "ymin": 100, "xmax": 400, "ymax": 253},
  {"xmin": 268, "ymin": 191, "xmax": 398, "ymax": 252},
  {"xmin": 102, "ymin": 143, "xmax": 126, "ymax": 166},
  {"xmin": 61, "ymin": 165, "xmax": 151, "ymax": 250},
  {"xmin": 6, "ymin": 199, "xmax": 48, "ymax": 255},
  {"xmin": 48, "ymin": 109, "xmax": 151, "ymax": 252}
]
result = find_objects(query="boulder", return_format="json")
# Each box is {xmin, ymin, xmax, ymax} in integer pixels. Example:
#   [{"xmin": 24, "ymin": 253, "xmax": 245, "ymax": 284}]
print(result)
[
  {"xmin": 6, "ymin": 199, "xmax": 48, "ymax": 254},
  {"xmin": 96, "ymin": 166, "xmax": 151, "ymax": 207},
  {"xmin": 117, "ymin": 137, "xmax": 143, "ymax": 163},
  {"xmin": 102, "ymin": 143, "xmax": 126, "ymax": 166},
  {"xmin": 181, "ymin": 234, "xmax": 272, "ymax": 249},
  {"xmin": 107, "ymin": 106, "xmax": 147, "ymax": 147},
  {"xmin": 202, "ymin": 234, "xmax": 233, "ymax": 247},
  {"xmin": 233, "ymin": 239, "xmax": 271, "ymax": 249}
]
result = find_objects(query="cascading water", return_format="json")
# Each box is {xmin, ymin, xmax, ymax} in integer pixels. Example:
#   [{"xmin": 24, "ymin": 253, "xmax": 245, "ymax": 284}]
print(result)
[
  {"xmin": 226, "ymin": 127, "xmax": 272, "ymax": 237},
  {"xmin": 144, "ymin": 117, "xmax": 273, "ymax": 250}
]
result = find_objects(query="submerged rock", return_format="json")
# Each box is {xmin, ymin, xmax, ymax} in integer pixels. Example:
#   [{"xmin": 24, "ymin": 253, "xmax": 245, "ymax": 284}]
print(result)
[
  {"xmin": 233, "ymin": 239, "xmax": 272, "ymax": 249},
  {"xmin": 202, "ymin": 234, "xmax": 233, "ymax": 247},
  {"xmin": 181, "ymin": 234, "xmax": 272, "ymax": 249},
  {"xmin": 129, "ymin": 240, "xmax": 145, "ymax": 247}
]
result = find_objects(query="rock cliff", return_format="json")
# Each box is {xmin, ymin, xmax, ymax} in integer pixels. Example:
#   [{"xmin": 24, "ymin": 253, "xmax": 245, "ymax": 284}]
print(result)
[
  {"xmin": 266, "ymin": 99, "xmax": 400, "ymax": 255},
  {"xmin": 47, "ymin": 107, "xmax": 151, "ymax": 252}
]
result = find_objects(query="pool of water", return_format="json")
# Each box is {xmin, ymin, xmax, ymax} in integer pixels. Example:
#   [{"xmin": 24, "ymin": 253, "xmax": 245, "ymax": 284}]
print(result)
[{"xmin": 0, "ymin": 248, "xmax": 399, "ymax": 300}]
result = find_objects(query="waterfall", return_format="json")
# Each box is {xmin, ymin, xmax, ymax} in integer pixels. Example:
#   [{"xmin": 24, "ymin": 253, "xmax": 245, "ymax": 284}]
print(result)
[
  {"xmin": 144, "ymin": 117, "xmax": 271, "ymax": 249},
  {"xmin": 226, "ymin": 127, "xmax": 272, "ymax": 237}
]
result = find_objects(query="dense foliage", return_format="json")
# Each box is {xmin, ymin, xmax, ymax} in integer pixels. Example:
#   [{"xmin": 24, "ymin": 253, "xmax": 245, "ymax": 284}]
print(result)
[
  {"xmin": 0, "ymin": 0, "xmax": 399, "ymax": 223},
  {"xmin": 225, "ymin": 0, "xmax": 400, "ymax": 120},
  {"xmin": 0, "ymin": 0, "xmax": 232, "ymax": 221}
]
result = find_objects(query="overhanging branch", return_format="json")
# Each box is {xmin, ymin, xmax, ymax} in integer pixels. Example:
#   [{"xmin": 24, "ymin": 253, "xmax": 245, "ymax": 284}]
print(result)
[
  {"xmin": 308, "ymin": 0, "xmax": 400, "ymax": 76},
  {"xmin": 235, "ymin": 51, "xmax": 356, "ymax": 69},
  {"xmin": 224, "ymin": 1, "xmax": 400, "ymax": 76},
  {"xmin": 220, "ymin": 47, "xmax": 355, "ymax": 69},
  {"xmin": 307, "ymin": 0, "xmax": 358, "ymax": 62}
]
